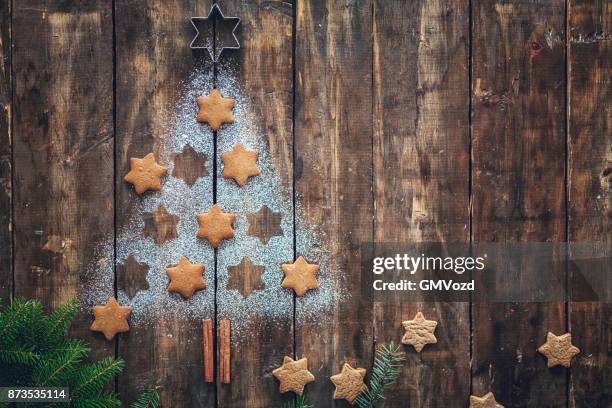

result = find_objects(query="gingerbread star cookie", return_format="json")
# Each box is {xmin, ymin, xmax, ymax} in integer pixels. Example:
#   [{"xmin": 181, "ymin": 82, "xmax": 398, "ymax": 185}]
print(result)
[
  {"xmin": 469, "ymin": 392, "xmax": 504, "ymax": 408},
  {"xmin": 538, "ymin": 332, "xmax": 580, "ymax": 368},
  {"xmin": 124, "ymin": 153, "xmax": 167, "ymax": 194},
  {"xmin": 196, "ymin": 89, "xmax": 235, "ymax": 130},
  {"xmin": 90, "ymin": 297, "xmax": 132, "ymax": 341},
  {"xmin": 272, "ymin": 356, "xmax": 315, "ymax": 396},
  {"xmin": 281, "ymin": 256, "xmax": 319, "ymax": 297},
  {"xmin": 330, "ymin": 363, "xmax": 367, "ymax": 405},
  {"xmin": 221, "ymin": 144, "xmax": 260, "ymax": 186},
  {"xmin": 401, "ymin": 312, "xmax": 438, "ymax": 352},
  {"xmin": 166, "ymin": 256, "xmax": 207, "ymax": 299},
  {"xmin": 196, "ymin": 204, "xmax": 236, "ymax": 248}
]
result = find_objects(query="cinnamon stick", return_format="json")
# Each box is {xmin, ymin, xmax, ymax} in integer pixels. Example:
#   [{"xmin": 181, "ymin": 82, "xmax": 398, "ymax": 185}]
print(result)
[
  {"xmin": 202, "ymin": 319, "xmax": 214, "ymax": 382},
  {"xmin": 219, "ymin": 319, "xmax": 231, "ymax": 384}
]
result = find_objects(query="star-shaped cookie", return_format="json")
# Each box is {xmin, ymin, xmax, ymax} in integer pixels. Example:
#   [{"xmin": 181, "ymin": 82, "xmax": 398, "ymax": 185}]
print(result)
[
  {"xmin": 401, "ymin": 312, "xmax": 438, "ymax": 352},
  {"xmin": 469, "ymin": 392, "xmax": 504, "ymax": 408},
  {"xmin": 330, "ymin": 363, "xmax": 367, "ymax": 405},
  {"xmin": 196, "ymin": 204, "xmax": 236, "ymax": 248},
  {"xmin": 196, "ymin": 89, "xmax": 235, "ymax": 131},
  {"xmin": 281, "ymin": 256, "xmax": 319, "ymax": 297},
  {"xmin": 272, "ymin": 356, "xmax": 315, "ymax": 396},
  {"xmin": 166, "ymin": 256, "xmax": 207, "ymax": 299},
  {"xmin": 538, "ymin": 332, "xmax": 580, "ymax": 368},
  {"xmin": 221, "ymin": 144, "xmax": 260, "ymax": 187},
  {"xmin": 124, "ymin": 153, "xmax": 167, "ymax": 194},
  {"xmin": 90, "ymin": 297, "xmax": 132, "ymax": 341}
]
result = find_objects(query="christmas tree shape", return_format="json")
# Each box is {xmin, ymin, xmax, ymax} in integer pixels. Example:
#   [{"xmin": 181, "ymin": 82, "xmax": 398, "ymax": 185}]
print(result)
[{"xmin": 81, "ymin": 63, "xmax": 337, "ymax": 337}]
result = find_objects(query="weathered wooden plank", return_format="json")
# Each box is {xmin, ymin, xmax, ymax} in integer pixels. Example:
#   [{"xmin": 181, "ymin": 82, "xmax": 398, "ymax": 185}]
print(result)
[
  {"xmin": 471, "ymin": 1, "xmax": 567, "ymax": 406},
  {"xmin": 373, "ymin": 0, "xmax": 471, "ymax": 406},
  {"xmin": 214, "ymin": 0, "xmax": 294, "ymax": 406},
  {"xmin": 568, "ymin": 1, "xmax": 612, "ymax": 406},
  {"xmin": 12, "ymin": 0, "xmax": 114, "ymax": 357},
  {"xmin": 295, "ymin": 0, "xmax": 373, "ymax": 406},
  {"xmin": 115, "ymin": 1, "xmax": 215, "ymax": 406},
  {"xmin": 0, "ymin": 0, "xmax": 11, "ymax": 302}
]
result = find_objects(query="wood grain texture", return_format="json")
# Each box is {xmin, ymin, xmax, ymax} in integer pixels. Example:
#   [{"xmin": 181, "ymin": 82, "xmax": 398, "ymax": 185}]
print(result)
[
  {"xmin": 0, "ymin": 0, "xmax": 11, "ymax": 302},
  {"xmin": 219, "ymin": 319, "xmax": 231, "ymax": 384},
  {"xmin": 4, "ymin": 1, "xmax": 612, "ymax": 406},
  {"xmin": 203, "ymin": 319, "xmax": 214, "ymax": 383},
  {"xmin": 172, "ymin": 144, "xmax": 209, "ymax": 187},
  {"xmin": 115, "ymin": 1, "xmax": 215, "ymax": 406},
  {"xmin": 568, "ymin": 1, "xmax": 612, "ymax": 406},
  {"xmin": 373, "ymin": 0, "xmax": 470, "ymax": 406},
  {"xmin": 12, "ymin": 0, "xmax": 114, "ymax": 358},
  {"xmin": 117, "ymin": 255, "xmax": 150, "ymax": 299},
  {"xmin": 215, "ymin": 0, "xmax": 294, "ymax": 406},
  {"xmin": 471, "ymin": 1, "xmax": 567, "ymax": 406},
  {"xmin": 295, "ymin": 0, "xmax": 373, "ymax": 406},
  {"xmin": 247, "ymin": 206, "xmax": 284, "ymax": 245}
]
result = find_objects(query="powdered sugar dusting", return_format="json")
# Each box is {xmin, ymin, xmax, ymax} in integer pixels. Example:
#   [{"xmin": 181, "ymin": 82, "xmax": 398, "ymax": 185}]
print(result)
[{"xmin": 80, "ymin": 62, "xmax": 342, "ymax": 341}]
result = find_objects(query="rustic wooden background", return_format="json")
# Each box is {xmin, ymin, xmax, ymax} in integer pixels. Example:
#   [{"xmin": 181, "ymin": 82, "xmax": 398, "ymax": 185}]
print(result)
[{"xmin": 0, "ymin": 0, "xmax": 610, "ymax": 407}]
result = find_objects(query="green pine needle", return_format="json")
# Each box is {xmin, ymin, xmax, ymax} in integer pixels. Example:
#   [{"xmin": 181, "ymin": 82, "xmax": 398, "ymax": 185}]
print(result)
[
  {"xmin": 285, "ymin": 394, "xmax": 313, "ymax": 408},
  {"xmin": 0, "ymin": 299, "xmax": 36, "ymax": 344},
  {"xmin": 72, "ymin": 392, "xmax": 122, "ymax": 408},
  {"xmin": 0, "ymin": 298, "xmax": 144, "ymax": 408},
  {"xmin": 44, "ymin": 297, "xmax": 79, "ymax": 341},
  {"xmin": 47, "ymin": 339, "xmax": 92, "ymax": 357},
  {"xmin": 355, "ymin": 341, "xmax": 406, "ymax": 408},
  {"xmin": 34, "ymin": 342, "xmax": 89, "ymax": 386},
  {"xmin": 130, "ymin": 388, "xmax": 161, "ymax": 408},
  {"xmin": 0, "ymin": 346, "xmax": 38, "ymax": 364},
  {"xmin": 72, "ymin": 356, "xmax": 125, "ymax": 397}
]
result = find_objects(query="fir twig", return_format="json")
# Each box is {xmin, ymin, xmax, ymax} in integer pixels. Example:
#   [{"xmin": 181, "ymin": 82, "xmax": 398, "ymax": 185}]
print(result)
[
  {"xmin": 0, "ymin": 346, "xmax": 38, "ymax": 364},
  {"xmin": 0, "ymin": 298, "xmax": 159, "ymax": 407},
  {"xmin": 0, "ymin": 299, "xmax": 34, "ymax": 344},
  {"xmin": 285, "ymin": 394, "xmax": 312, "ymax": 408},
  {"xmin": 35, "ymin": 341, "xmax": 90, "ymax": 386},
  {"xmin": 0, "ymin": 298, "xmax": 130, "ymax": 407},
  {"xmin": 72, "ymin": 392, "xmax": 121, "ymax": 408},
  {"xmin": 131, "ymin": 388, "xmax": 161, "ymax": 408},
  {"xmin": 355, "ymin": 341, "xmax": 406, "ymax": 408},
  {"xmin": 72, "ymin": 356, "xmax": 125, "ymax": 397},
  {"xmin": 45, "ymin": 297, "xmax": 79, "ymax": 341}
]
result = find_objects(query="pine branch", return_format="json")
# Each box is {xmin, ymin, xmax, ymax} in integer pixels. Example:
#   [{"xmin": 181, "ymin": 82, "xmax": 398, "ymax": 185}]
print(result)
[
  {"xmin": 48, "ymin": 339, "xmax": 91, "ymax": 356},
  {"xmin": 22, "ymin": 299, "xmax": 45, "ymax": 349},
  {"xmin": 130, "ymin": 388, "xmax": 161, "ymax": 408},
  {"xmin": 285, "ymin": 394, "xmax": 313, "ymax": 408},
  {"xmin": 44, "ymin": 297, "xmax": 78, "ymax": 341},
  {"xmin": 355, "ymin": 342, "xmax": 406, "ymax": 408},
  {"xmin": 72, "ymin": 392, "xmax": 122, "ymax": 408},
  {"xmin": 0, "ymin": 346, "xmax": 39, "ymax": 365},
  {"xmin": 72, "ymin": 356, "xmax": 125, "ymax": 397},
  {"xmin": 0, "ymin": 298, "xmax": 127, "ymax": 407},
  {"xmin": 34, "ymin": 341, "xmax": 89, "ymax": 386},
  {"xmin": 0, "ymin": 298, "xmax": 35, "ymax": 344}
]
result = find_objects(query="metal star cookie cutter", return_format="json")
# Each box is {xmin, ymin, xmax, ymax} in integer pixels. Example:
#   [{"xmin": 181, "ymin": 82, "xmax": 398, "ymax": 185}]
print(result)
[{"xmin": 190, "ymin": 4, "xmax": 240, "ymax": 62}]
